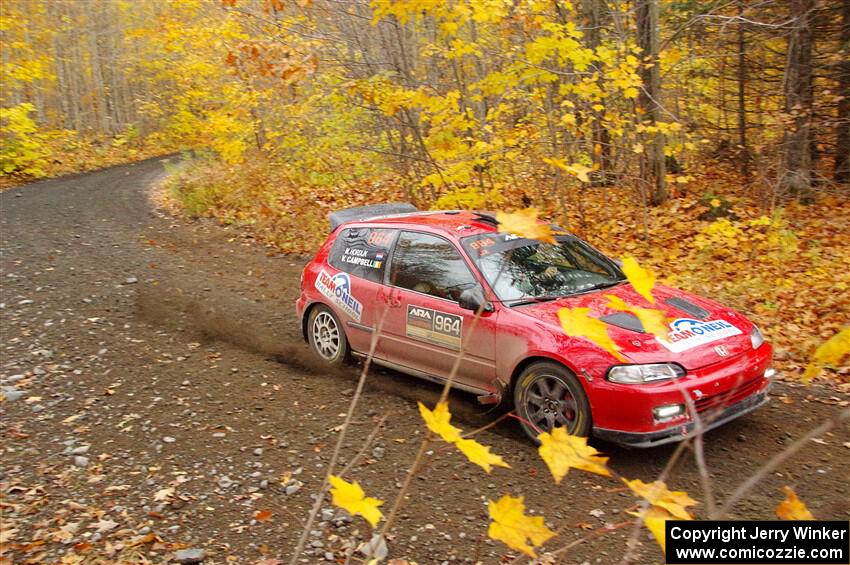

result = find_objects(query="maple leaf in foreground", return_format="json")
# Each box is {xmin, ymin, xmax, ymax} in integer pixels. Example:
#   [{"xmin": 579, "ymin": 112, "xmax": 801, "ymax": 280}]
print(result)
[
  {"xmin": 537, "ymin": 426, "xmax": 610, "ymax": 483},
  {"xmin": 328, "ymin": 475, "xmax": 384, "ymax": 527},
  {"xmin": 628, "ymin": 506, "xmax": 673, "ymax": 551},
  {"xmin": 606, "ymin": 294, "xmax": 670, "ymax": 340},
  {"xmin": 495, "ymin": 208, "xmax": 556, "ymax": 244},
  {"xmin": 418, "ymin": 401, "xmax": 462, "ymax": 443},
  {"xmin": 802, "ymin": 326, "xmax": 849, "ymax": 383},
  {"xmin": 543, "ymin": 157, "xmax": 593, "ymax": 183},
  {"xmin": 621, "ymin": 256, "xmax": 657, "ymax": 304},
  {"xmin": 419, "ymin": 401, "xmax": 509, "ymax": 473},
  {"xmin": 455, "ymin": 438, "xmax": 511, "ymax": 473},
  {"xmin": 558, "ymin": 307, "xmax": 625, "ymax": 361},
  {"xmin": 488, "ymin": 495, "xmax": 555, "ymax": 557},
  {"xmin": 775, "ymin": 486, "xmax": 814, "ymax": 520},
  {"xmin": 624, "ymin": 478, "xmax": 698, "ymax": 520}
]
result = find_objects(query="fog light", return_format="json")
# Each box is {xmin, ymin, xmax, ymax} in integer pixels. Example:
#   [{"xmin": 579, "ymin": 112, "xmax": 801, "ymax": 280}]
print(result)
[
  {"xmin": 765, "ymin": 368, "xmax": 776, "ymax": 379},
  {"xmin": 653, "ymin": 404, "xmax": 685, "ymax": 422}
]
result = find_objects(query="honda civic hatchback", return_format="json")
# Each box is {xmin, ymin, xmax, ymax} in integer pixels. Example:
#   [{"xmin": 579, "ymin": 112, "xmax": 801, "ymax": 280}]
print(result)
[{"xmin": 296, "ymin": 204, "xmax": 774, "ymax": 447}]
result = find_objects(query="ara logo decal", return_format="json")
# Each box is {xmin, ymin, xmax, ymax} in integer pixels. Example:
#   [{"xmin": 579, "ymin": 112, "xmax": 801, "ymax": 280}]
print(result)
[
  {"xmin": 409, "ymin": 307, "xmax": 432, "ymax": 320},
  {"xmin": 315, "ymin": 270, "xmax": 362, "ymax": 322},
  {"xmin": 658, "ymin": 318, "xmax": 742, "ymax": 353}
]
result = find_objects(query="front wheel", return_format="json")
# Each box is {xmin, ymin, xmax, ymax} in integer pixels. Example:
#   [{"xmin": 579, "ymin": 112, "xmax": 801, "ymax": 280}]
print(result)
[
  {"xmin": 513, "ymin": 361, "xmax": 591, "ymax": 443},
  {"xmin": 307, "ymin": 305, "xmax": 350, "ymax": 365}
]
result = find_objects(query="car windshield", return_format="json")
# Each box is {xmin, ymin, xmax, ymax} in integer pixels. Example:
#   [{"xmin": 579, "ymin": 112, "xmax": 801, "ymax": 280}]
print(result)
[{"xmin": 461, "ymin": 232, "xmax": 626, "ymax": 303}]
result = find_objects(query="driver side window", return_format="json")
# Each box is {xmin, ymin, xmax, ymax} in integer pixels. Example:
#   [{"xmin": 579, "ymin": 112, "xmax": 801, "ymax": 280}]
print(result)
[{"xmin": 390, "ymin": 231, "xmax": 477, "ymax": 301}]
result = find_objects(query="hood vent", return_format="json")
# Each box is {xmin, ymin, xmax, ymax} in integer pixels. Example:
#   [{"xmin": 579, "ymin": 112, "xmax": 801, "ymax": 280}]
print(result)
[
  {"xmin": 600, "ymin": 312, "xmax": 645, "ymax": 333},
  {"xmin": 664, "ymin": 296, "xmax": 710, "ymax": 320}
]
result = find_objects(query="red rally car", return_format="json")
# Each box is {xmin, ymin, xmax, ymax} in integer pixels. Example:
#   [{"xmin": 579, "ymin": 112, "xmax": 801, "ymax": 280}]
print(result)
[{"xmin": 296, "ymin": 204, "xmax": 774, "ymax": 447}]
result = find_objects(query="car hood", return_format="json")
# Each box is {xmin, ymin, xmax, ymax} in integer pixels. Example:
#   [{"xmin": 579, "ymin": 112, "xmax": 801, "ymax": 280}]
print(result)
[{"xmin": 512, "ymin": 282, "xmax": 754, "ymax": 369}]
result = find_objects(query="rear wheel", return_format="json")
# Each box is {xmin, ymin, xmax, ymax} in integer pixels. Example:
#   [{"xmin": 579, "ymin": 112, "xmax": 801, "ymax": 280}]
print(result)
[
  {"xmin": 513, "ymin": 361, "xmax": 591, "ymax": 443},
  {"xmin": 307, "ymin": 305, "xmax": 350, "ymax": 365}
]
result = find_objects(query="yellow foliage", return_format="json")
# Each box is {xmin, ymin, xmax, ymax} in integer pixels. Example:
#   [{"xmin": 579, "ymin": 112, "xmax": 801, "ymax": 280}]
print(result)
[
  {"xmin": 775, "ymin": 486, "xmax": 815, "ymax": 520},
  {"xmin": 605, "ymin": 294, "xmax": 670, "ymax": 340},
  {"xmin": 621, "ymin": 256, "xmax": 657, "ymax": 305},
  {"xmin": 454, "ymin": 438, "xmax": 511, "ymax": 473},
  {"xmin": 537, "ymin": 426, "xmax": 610, "ymax": 483},
  {"xmin": 802, "ymin": 327, "xmax": 850, "ymax": 383},
  {"xmin": 628, "ymin": 506, "xmax": 673, "ymax": 551},
  {"xmin": 543, "ymin": 157, "xmax": 592, "ymax": 182},
  {"xmin": 558, "ymin": 307, "xmax": 625, "ymax": 361},
  {"xmin": 487, "ymin": 495, "xmax": 555, "ymax": 558},
  {"xmin": 328, "ymin": 474, "xmax": 384, "ymax": 527},
  {"xmin": 419, "ymin": 401, "xmax": 509, "ymax": 473},
  {"xmin": 0, "ymin": 103, "xmax": 50, "ymax": 177},
  {"xmin": 495, "ymin": 208, "xmax": 556, "ymax": 244},
  {"xmin": 418, "ymin": 401, "xmax": 462, "ymax": 443}
]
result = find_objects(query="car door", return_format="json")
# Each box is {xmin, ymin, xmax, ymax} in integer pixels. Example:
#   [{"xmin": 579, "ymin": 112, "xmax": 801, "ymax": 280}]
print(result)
[
  {"xmin": 380, "ymin": 230, "xmax": 497, "ymax": 392},
  {"xmin": 324, "ymin": 227, "xmax": 397, "ymax": 357}
]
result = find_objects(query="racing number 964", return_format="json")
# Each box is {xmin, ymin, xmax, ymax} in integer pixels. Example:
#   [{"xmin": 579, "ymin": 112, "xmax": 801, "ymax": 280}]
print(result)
[{"xmin": 434, "ymin": 312, "xmax": 461, "ymax": 337}]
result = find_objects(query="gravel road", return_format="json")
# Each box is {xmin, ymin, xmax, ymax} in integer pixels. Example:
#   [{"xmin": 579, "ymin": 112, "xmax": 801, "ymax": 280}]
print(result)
[{"xmin": 1, "ymin": 157, "xmax": 847, "ymax": 564}]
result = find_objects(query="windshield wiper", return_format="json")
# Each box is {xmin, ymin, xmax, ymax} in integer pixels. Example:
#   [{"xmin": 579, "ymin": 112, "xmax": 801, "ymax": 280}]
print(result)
[
  {"xmin": 506, "ymin": 296, "xmax": 561, "ymax": 307},
  {"xmin": 572, "ymin": 280, "xmax": 625, "ymax": 295},
  {"xmin": 506, "ymin": 280, "xmax": 626, "ymax": 306}
]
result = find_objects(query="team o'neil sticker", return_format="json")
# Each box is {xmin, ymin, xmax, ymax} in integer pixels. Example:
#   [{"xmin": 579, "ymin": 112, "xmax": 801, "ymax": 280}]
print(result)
[
  {"xmin": 315, "ymin": 270, "xmax": 363, "ymax": 322},
  {"xmin": 658, "ymin": 318, "xmax": 742, "ymax": 353}
]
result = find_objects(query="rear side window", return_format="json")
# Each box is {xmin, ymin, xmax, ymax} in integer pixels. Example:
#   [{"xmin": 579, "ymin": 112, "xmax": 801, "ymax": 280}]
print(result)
[
  {"xmin": 329, "ymin": 227, "xmax": 396, "ymax": 283},
  {"xmin": 389, "ymin": 231, "xmax": 478, "ymax": 301}
]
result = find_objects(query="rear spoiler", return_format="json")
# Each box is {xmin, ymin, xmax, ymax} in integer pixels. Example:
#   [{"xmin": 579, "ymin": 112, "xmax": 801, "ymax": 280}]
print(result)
[{"xmin": 328, "ymin": 203, "xmax": 418, "ymax": 231}]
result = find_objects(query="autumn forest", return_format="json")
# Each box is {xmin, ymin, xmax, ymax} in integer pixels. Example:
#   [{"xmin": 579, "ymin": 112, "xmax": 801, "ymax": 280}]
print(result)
[{"xmin": 3, "ymin": 0, "xmax": 848, "ymax": 375}]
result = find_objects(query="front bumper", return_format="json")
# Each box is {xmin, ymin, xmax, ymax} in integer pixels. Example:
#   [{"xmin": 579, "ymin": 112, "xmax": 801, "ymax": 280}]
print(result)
[{"xmin": 593, "ymin": 387, "xmax": 769, "ymax": 448}]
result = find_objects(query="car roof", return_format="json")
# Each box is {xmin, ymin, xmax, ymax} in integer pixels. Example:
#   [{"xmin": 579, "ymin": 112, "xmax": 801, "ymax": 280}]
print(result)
[{"xmin": 344, "ymin": 210, "xmax": 502, "ymax": 237}]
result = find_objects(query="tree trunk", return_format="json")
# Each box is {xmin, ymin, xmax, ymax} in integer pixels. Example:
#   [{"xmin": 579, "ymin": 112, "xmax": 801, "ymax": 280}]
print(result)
[
  {"xmin": 584, "ymin": 0, "xmax": 612, "ymax": 185},
  {"xmin": 779, "ymin": 0, "xmax": 815, "ymax": 198},
  {"xmin": 736, "ymin": 0, "xmax": 749, "ymax": 177},
  {"xmin": 835, "ymin": 0, "xmax": 850, "ymax": 184},
  {"xmin": 637, "ymin": 0, "xmax": 667, "ymax": 205}
]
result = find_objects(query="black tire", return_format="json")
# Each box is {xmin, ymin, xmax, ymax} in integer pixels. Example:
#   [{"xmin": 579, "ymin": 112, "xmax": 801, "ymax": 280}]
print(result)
[
  {"xmin": 307, "ymin": 305, "xmax": 350, "ymax": 365},
  {"xmin": 513, "ymin": 361, "xmax": 592, "ymax": 443}
]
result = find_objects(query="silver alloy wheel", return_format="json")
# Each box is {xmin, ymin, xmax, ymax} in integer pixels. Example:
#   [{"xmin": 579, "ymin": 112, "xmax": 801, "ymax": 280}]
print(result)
[
  {"xmin": 524, "ymin": 374, "xmax": 578, "ymax": 433},
  {"xmin": 311, "ymin": 311, "xmax": 341, "ymax": 361}
]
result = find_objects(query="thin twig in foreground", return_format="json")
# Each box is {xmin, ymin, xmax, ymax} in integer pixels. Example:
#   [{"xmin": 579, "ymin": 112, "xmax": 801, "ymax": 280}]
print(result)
[{"xmin": 288, "ymin": 311, "xmax": 388, "ymax": 565}]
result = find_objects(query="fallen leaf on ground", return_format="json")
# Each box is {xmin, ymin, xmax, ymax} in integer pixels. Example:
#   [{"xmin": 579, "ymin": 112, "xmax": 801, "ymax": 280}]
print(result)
[
  {"xmin": 153, "ymin": 487, "xmax": 175, "ymax": 502},
  {"xmin": 255, "ymin": 509, "xmax": 273, "ymax": 522},
  {"xmin": 776, "ymin": 486, "xmax": 814, "ymax": 520}
]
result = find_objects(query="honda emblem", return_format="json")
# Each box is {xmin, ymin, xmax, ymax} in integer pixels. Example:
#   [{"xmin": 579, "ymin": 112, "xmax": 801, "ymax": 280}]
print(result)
[{"xmin": 714, "ymin": 345, "xmax": 729, "ymax": 357}]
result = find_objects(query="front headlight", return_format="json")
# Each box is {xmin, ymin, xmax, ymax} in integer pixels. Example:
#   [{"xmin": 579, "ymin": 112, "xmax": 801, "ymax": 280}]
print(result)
[
  {"xmin": 607, "ymin": 363, "xmax": 686, "ymax": 384},
  {"xmin": 751, "ymin": 325, "xmax": 765, "ymax": 349}
]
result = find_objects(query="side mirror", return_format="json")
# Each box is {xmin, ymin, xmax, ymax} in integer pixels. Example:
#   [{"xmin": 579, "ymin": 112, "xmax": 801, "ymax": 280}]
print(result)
[{"xmin": 459, "ymin": 287, "xmax": 493, "ymax": 313}]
